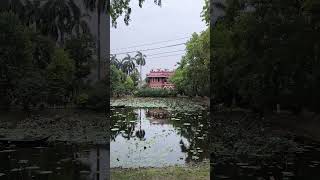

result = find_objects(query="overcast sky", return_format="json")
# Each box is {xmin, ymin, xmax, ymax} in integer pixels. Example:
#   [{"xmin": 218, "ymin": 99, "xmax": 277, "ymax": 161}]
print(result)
[{"xmin": 110, "ymin": 0, "xmax": 207, "ymax": 78}]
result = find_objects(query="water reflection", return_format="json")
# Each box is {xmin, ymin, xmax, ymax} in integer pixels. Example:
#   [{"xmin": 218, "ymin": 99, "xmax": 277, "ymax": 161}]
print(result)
[
  {"xmin": 0, "ymin": 143, "xmax": 109, "ymax": 180},
  {"xmin": 110, "ymin": 107, "xmax": 210, "ymax": 168},
  {"xmin": 135, "ymin": 109, "xmax": 146, "ymax": 141},
  {"xmin": 211, "ymin": 135, "xmax": 320, "ymax": 179},
  {"xmin": 146, "ymin": 108, "xmax": 170, "ymax": 120}
]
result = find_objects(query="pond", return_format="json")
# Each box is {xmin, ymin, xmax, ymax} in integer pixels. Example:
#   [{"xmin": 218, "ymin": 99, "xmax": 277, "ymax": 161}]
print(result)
[
  {"xmin": 0, "ymin": 110, "xmax": 109, "ymax": 180},
  {"xmin": 0, "ymin": 143, "xmax": 109, "ymax": 180},
  {"xmin": 208, "ymin": 110, "xmax": 320, "ymax": 180},
  {"xmin": 110, "ymin": 107, "xmax": 210, "ymax": 168},
  {"xmin": 212, "ymin": 131, "xmax": 320, "ymax": 180}
]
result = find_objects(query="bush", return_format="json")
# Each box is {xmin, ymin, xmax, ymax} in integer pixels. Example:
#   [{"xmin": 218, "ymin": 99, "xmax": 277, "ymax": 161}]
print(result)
[
  {"xmin": 84, "ymin": 79, "xmax": 107, "ymax": 110},
  {"xmin": 76, "ymin": 93, "xmax": 89, "ymax": 108},
  {"xmin": 135, "ymin": 88, "xmax": 177, "ymax": 97}
]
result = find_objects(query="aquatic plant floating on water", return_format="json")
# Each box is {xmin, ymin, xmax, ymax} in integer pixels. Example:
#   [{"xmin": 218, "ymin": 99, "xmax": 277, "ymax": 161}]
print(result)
[{"xmin": 111, "ymin": 128, "xmax": 120, "ymax": 132}]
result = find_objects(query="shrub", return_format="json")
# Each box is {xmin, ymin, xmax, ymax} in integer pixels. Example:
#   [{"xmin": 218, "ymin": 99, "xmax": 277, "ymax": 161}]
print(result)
[
  {"xmin": 85, "ymin": 79, "xmax": 107, "ymax": 111},
  {"xmin": 76, "ymin": 93, "xmax": 89, "ymax": 108},
  {"xmin": 135, "ymin": 88, "xmax": 177, "ymax": 97}
]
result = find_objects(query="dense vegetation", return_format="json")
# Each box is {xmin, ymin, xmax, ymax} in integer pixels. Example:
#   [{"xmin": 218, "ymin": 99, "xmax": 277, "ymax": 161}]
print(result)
[
  {"xmin": 172, "ymin": 0, "xmax": 320, "ymax": 114},
  {"xmin": 0, "ymin": 0, "xmax": 161, "ymax": 110},
  {"xmin": 110, "ymin": 52, "xmax": 145, "ymax": 97},
  {"xmin": 0, "ymin": 11, "xmax": 103, "ymax": 110},
  {"xmin": 135, "ymin": 88, "xmax": 177, "ymax": 97},
  {"xmin": 170, "ymin": 29, "xmax": 210, "ymax": 97}
]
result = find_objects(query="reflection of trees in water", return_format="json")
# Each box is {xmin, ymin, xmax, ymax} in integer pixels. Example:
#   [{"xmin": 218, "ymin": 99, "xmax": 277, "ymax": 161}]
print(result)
[
  {"xmin": 171, "ymin": 111, "xmax": 210, "ymax": 163},
  {"xmin": 146, "ymin": 108, "xmax": 170, "ymax": 119},
  {"xmin": 0, "ymin": 143, "xmax": 94, "ymax": 179},
  {"xmin": 111, "ymin": 107, "xmax": 210, "ymax": 163},
  {"xmin": 135, "ymin": 108, "xmax": 145, "ymax": 140},
  {"xmin": 110, "ymin": 108, "xmax": 145, "ymax": 141},
  {"xmin": 110, "ymin": 107, "xmax": 137, "ymax": 140}
]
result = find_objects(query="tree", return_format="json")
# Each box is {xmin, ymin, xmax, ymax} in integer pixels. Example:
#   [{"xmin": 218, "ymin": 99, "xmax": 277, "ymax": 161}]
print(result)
[
  {"xmin": 134, "ymin": 51, "xmax": 146, "ymax": 86},
  {"xmin": 121, "ymin": 54, "xmax": 136, "ymax": 75},
  {"xmin": 83, "ymin": 0, "xmax": 162, "ymax": 80},
  {"xmin": 171, "ymin": 30, "xmax": 210, "ymax": 97},
  {"xmin": 83, "ymin": 0, "xmax": 108, "ymax": 80},
  {"xmin": 46, "ymin": 48, "xmax": 75, "ymax": 106},
  {"xmin": 65, "ymin": 34, "xmax": 95, "ymax": 96},
  {"xmin": 209, "ymin": 0, "xmax": 320, "ymax": 113},
  {"xmin": 109, "ymin": 0, "xmax": 162, "ymax": 27},
  {"xmin": 124, "ymin": 76, "xmax": 135, "ymax": 93},
  {"xmin": 111, "ymin": 55, "xmax": 121, "ymax": 69},
  {"xmin": 0, "ymin": 12, "xmax": 34, "ymax": 108},
  {"xmin": 40, "ymin": 0, "xmax": 87, "ymax": 45}
]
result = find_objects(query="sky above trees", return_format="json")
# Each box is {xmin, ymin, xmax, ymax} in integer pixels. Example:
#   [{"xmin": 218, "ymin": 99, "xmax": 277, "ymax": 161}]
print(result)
[{"xmin": 111, "ymin": 0, "xmax": 206, "ymax": 78}]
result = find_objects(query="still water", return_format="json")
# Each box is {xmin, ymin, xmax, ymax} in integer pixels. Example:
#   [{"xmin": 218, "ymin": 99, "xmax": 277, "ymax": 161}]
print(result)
[
  {"xmin": 0, "ymin": 143, "xmax": 109, "ymax": 180},
  {"xmin": 212, "ymin": 138, "xmax": 320, "ymax": 180},
  {"xmin": 0, "ymin": 110, "xmax": 109, "ymax": 180},
  {"xmin": 110, "ymin": 107, "xmax": 210, "ymax": 168}
]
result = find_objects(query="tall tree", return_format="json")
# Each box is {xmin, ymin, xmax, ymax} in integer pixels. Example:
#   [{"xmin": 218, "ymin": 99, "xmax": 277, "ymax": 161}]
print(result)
[
  {"xmin": 83, "ymin": 0, "xmax": 108, "ymax": 80},
  {"xmin": 40, "ymin": 0, "xmax": 86, "ymax": 46},
  {"xmin": 134, "ymin": 51, "xmax": 146, "ymax": 86},
  {"xmin": 121, "ymin": 54, "xmax": 136, "ymax": 75}
]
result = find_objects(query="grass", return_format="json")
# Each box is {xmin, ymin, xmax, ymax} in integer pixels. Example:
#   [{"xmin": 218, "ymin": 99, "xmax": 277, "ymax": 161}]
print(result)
[{"xmin": 111, "ymin": 163, "xmax": 210, "ymax": 180}]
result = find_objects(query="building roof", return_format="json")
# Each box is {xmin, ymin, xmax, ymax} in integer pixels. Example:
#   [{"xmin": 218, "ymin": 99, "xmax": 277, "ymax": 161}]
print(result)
[{"xmin": 146, "ymin": 69, "xmax": 174, "ymax": 78}]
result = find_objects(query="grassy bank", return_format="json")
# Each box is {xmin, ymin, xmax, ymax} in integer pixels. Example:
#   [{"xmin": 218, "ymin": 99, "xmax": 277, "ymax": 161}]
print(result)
[{"xmin": 111, "ymin": 163, "xmax": 210, "ymax": 180}]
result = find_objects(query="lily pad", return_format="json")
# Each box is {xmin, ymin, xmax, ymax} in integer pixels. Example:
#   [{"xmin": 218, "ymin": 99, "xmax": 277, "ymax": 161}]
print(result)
[{"xmin": 111, "ymin": 128, "xmax": 119, "ymax": 131}]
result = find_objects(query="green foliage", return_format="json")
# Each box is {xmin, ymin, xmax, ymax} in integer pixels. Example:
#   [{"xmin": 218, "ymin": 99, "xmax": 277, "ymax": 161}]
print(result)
[
  {"xmin": 0, "ymin": 12, "xmax": 34, "ymax": 107},
  {"xmin": 124, "ymin": 76, "xmax": 135, "ymax": 92},
  {"xmin": 201, "ymin": 0, "xmax": 210, "ymax": 25},
  {"xmin": 111, "ymin": 65, "xmax": 126, "ymax": 96},
  {"xmin": 65, "ymin": 35, "xmax": 94, "ymax": 80},
  {"xmin": 86, "ymin": 79, "xmax": 108, "ymax": 110},
  {"xmin": 135, "ymin": 88, "xmax": 177, "ymax": 97},
  {"xmin": 76, "ymin": 93, "xmax": 89, "ymax": 108},
  {"xmin": 65, "ymin": 34, "xmax": 95, "ymax": 96},
  {"xmin": 110, "ymin": 51, "xmax": 147, "ymax": 97},
  {"xmin": 211, "ymin": 0, "xmax": 320, "ymax": 112},
  {"xmin": 0, "ymin": 0, "xmax": 163, "ymax": 110},
  {"xmin": 109, "ymin": 0, "xmax": 162, "ymax": 27},
  {"xmin": 46, "ymin": 48, "xmax": 75, "ymax": 105},
  {"xmin": 171, "ymin": 29, "xmax": 210, "ymax": 97},
  {"xmin": 130, "ymin": 70, "xmax": 140, "ymax": 87}
]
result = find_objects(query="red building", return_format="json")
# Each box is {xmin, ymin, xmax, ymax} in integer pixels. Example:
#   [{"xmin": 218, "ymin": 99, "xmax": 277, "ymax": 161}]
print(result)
[{"xmin": 146, "ymin": 69, "xmax": 175, "ymax": 89}]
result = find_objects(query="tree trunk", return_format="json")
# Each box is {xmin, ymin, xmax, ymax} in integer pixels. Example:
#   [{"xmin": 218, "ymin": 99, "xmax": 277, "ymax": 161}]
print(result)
[
  {"xmin": 97, "ymin": 10, "xmax": 101, "ymax": 81},
  {"xmin": 140, "ymin": 65, "xmax": 142, "ymax": 88}
]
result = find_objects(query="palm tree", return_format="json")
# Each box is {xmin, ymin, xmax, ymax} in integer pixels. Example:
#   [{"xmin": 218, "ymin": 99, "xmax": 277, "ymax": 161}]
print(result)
[
  {"xmin": 121, "ymin": 54, "xmax": 135, "ymax": 75},
  {"xmin": 40, "ymin": 0, "xmax": 86, "ymax": 46},
  {"xmin": 67, "ymin": 0, "xmax": 91, "ymax": 38},
  {"xmin": 135, "ymin": 108, "xmax": 145, "ymax": 140},
  {"xmin": 1, "ymin": 0, "xmax": 88, "ymax": 45},
  {"xmin": 23, "ymin": 0, "xmax": 42, "ymax": 30},
  {"xmin": 134, "ymin": 51, "xmax": 146, "ymax": 87},
  {"xmin": 110, "ymin": 55, "xmax": 118, "ymax": 67},
  {"xmin": 83, "ymin": 0, "xmax": 108, "ymax": 81}
]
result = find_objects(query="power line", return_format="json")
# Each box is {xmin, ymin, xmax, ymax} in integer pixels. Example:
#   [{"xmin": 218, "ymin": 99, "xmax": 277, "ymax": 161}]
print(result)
[
  {"xmin": 147, "ymin": 53, "xmax": 185, "ymax": 60},
  {"xmin": 146, "ymin": 49, "xmax": 186, "ymax": 57},
  {"xmin": 111, "ymin": 36, "xmax": 190, "ymax": 51},
  {"xmin": 111, "ymin": 43, "xmax": 186, "ymax": 55}
]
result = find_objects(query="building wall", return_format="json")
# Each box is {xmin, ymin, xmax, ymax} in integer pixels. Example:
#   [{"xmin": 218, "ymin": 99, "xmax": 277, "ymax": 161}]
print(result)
[{"xmin": 147, "ymin": 71, "xmax": 175, "ymax": 89}]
